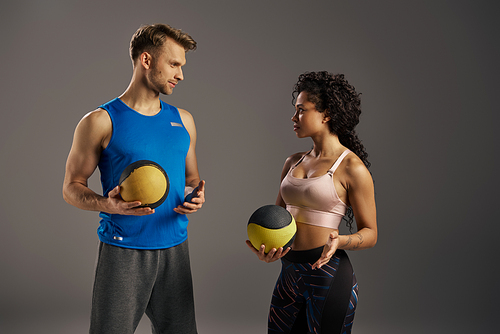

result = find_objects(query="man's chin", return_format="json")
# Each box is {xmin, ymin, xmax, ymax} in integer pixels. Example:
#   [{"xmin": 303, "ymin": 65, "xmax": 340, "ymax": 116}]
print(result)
[{"xmin": 162, "ymin": 88, "xmax": 173, "ymax": 95}]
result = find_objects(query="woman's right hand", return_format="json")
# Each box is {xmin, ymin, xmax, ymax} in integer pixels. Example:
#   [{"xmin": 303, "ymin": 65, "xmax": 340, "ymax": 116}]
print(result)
[{"xmin": 246, "ymin": 240, "xmax": 290, "ymax": 263}]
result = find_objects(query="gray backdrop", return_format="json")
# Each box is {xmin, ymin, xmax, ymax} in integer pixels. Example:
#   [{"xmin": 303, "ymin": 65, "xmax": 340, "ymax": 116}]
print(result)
[{"xmin": 1, "ymin": 0, "xmax": 498, "ymax": 333}]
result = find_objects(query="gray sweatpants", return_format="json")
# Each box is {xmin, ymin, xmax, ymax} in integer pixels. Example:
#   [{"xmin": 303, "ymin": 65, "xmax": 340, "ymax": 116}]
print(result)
[{"xmin": 90, "ymin": 240, "xmax": 197, "ymax": 334}]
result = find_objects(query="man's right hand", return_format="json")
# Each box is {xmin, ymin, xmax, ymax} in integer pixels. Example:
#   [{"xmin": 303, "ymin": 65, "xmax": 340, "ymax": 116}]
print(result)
[{"xmin": 106, "ymin": 186, "xmax": 155, "ymax": 215}]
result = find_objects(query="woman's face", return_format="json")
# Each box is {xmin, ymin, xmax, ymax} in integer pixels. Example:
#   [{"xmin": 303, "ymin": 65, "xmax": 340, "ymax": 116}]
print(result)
[{"xmin": 291, "ymin": 91, "xmax": 329, "ymax": 138}]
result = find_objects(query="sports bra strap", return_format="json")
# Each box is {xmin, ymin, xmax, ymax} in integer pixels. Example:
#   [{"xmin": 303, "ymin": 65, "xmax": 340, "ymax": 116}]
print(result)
[
  {"xmin": 328, "ymin": 150, "xmax": 351, "ymax": 174},
  {"xmin": 291, "ymin": 150, "xmax": 312, "ymax": 169}
]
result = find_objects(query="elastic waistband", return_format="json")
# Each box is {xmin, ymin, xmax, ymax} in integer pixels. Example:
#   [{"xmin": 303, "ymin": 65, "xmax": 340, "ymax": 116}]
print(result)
[
  {"xmin": 284, "ymin": 247, "xmax": 346, "ymax": 263},
  {"xmin": 287, "ymin": 205, "xmax": 344, "ymax": 229}
]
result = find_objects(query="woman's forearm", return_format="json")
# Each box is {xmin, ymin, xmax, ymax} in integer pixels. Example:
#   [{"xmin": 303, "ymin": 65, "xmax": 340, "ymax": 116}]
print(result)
[{"xmin": 338, "ymin": 228, "xmax": 377, "ymax": 251}]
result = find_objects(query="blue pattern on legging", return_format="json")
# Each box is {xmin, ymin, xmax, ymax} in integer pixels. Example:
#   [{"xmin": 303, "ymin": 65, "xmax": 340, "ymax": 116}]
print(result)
[{"xmin": 268, "ymin": 254, "xmax": 357, "ymax": 334}]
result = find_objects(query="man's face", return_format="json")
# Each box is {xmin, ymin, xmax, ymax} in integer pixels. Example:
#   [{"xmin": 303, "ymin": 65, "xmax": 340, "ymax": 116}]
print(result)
[{"xmin": 147, "ymin": 39, "xmax": 187, "ymax": 95}]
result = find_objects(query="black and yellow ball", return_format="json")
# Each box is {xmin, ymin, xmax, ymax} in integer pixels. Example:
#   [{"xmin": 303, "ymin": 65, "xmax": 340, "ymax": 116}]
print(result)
[
  {"xmin": 247, "ymin": 205, "xmax": 296, "ymax": 253},
  {"xmin": 119, "ymin": 160, "xmax": 169, "ymax": 209}
]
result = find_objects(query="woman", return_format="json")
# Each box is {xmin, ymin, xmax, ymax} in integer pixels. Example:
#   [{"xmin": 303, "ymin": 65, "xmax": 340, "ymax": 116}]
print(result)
[{"xmin": 247, "ymin": 71, "xmax": 377, "ymax": 333}]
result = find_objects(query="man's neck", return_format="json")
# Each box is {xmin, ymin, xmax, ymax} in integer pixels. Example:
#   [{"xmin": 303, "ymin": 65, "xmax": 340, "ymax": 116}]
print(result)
[{"xmin": 119, "ymin": 79, "xmax": 162, "ymax": 116}]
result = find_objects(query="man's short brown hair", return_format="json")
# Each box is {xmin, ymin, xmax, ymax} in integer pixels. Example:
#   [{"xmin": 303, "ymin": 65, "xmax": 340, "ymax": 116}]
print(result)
[{"xmin": 130, "ymin": 24, "xmax": 197, "ymax": 62}]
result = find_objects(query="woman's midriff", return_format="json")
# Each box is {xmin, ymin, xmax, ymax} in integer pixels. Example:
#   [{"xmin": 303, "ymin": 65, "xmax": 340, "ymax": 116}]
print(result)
[{"xmin": 291, "ymin": 221, "xmax": 338, "ymax": 251}]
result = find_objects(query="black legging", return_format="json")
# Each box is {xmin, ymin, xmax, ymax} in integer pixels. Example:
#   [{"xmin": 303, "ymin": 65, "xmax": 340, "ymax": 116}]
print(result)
[{"xmin": 268, "ymin": 248, "xmax": 357, "ymax": 334}]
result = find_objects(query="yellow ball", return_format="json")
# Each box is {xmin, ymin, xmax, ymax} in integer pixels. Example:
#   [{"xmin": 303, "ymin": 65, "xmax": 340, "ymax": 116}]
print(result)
[
  {"xmin": 119, "ymin": 160, "xmax": 169, "ymax": 209},
  {"xmin": 247, "ymin": 205, "xmax": 296, "ymax": 253}
]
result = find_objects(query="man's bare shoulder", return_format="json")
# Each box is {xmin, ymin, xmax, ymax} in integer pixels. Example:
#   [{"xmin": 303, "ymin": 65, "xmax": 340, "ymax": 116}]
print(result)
[
  {"xmin": 177, "ymin": 107, "xmax": 194, "ymax": 121},
  {"xmin": 74, "ymin": 108, "xmax": 112, "ymax": 148},
  {"xmin": 177, "ymin": 107, "xmax": 196, "ymax": 134},
  {"xmin": 77, "ymin": 108, "xmax": 110, "ymax": 129},
  {"xmin": 80, "ymin": 108, "xmax": 109, "ymax": 123}
]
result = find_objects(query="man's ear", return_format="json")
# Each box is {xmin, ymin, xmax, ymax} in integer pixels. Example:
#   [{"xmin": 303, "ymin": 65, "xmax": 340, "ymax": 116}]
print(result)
[{"xmin": 139, "ymin": 51, "xmax": 152, "ymax": 69}]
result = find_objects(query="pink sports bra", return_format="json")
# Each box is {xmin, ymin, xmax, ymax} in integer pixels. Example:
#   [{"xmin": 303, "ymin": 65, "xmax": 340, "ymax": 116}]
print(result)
[{"xmin": 280, "ymin": 150, "xmax": 350, "ymax": 229}]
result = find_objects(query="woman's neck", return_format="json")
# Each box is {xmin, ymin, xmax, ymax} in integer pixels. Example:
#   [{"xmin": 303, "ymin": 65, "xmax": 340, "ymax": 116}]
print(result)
[{"xmin": 310, "ymin": 134, "xmax": 345, "ymax": 158}]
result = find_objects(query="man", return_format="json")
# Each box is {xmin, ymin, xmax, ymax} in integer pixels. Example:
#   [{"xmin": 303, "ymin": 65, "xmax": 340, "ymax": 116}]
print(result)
[{"xmin": 63, "ymin": 24, "xmax": 204, "ymax": 334}]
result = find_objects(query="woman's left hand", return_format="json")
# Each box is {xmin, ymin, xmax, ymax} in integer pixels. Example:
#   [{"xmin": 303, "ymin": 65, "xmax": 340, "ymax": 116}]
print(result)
[{"xmin": 312, "ymin": 231, "xmax": 340, "ymax": 269}]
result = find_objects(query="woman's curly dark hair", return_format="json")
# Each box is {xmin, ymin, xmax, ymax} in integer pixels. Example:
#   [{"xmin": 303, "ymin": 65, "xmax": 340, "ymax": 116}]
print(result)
[{"xmin": 292, "ymin": 71, "xmax": 370, "ymax": 232}]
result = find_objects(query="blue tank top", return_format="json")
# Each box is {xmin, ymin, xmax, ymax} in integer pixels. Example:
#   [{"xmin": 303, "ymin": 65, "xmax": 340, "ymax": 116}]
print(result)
[{"xmin": 97, "ymin": 98, "xmax": 190, "ymax": 249}]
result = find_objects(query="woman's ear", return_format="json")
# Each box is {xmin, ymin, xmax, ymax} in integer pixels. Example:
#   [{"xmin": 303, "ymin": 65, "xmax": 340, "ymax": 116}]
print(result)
[{"xmin": 322, "ymin": 111, "xmax": 331, "ymax": 123}]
